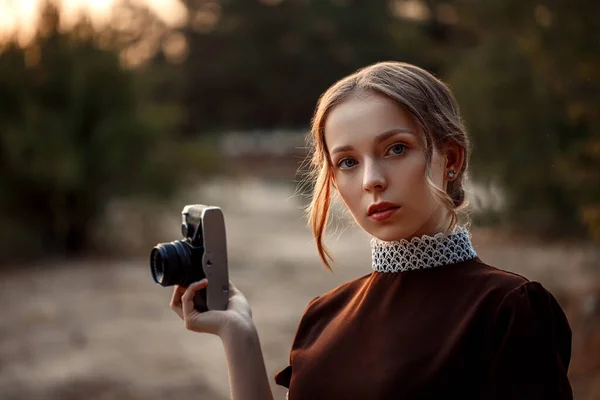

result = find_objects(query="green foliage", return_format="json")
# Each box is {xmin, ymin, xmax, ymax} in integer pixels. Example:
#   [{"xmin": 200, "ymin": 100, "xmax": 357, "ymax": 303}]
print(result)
[{"xmin": 0, "ymin": 2, "xmax": 191, "ymax": 259}]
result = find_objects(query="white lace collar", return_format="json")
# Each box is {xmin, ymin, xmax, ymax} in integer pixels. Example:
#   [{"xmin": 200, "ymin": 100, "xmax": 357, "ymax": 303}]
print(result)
[{"xmin": 371, "ymin": 226, "xmax": 477, "ymax": 273}]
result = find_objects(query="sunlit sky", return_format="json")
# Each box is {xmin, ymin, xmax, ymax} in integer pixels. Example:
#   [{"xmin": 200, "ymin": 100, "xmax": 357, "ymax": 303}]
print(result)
[{"xmin": 0, "ymin": 0, "xmax": 187, "ymax": 41}]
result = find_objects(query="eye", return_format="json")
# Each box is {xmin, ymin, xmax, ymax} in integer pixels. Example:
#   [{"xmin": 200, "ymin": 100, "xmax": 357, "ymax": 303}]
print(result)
[
  {"xmin": 337, "ymin": 158, "xmax": 358, "ymax": 170},
  {"xmin": 387, "ymin": 143, "xmax": 407, "ymax": 156}
]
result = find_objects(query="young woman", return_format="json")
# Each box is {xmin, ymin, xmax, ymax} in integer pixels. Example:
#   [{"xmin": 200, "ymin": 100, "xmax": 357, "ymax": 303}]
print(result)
[{"xmin": 169, "ymin": 62, "xmax": 573, "ymax": 400}]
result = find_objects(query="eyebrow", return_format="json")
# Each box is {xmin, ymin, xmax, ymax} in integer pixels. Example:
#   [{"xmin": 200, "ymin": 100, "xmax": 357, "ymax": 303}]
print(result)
[{"xmin": 330, "ymin": 128, "xmax": 414, "ymax": 155}]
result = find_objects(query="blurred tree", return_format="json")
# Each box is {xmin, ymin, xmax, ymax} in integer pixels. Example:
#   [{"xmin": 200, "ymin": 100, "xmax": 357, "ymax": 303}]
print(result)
[
  {"xmin": 0, "ymin": 1, "xmax": 186, "ymax": 259},
  {"xmin": 445, "ymin": 0, "xmax": 600, "ymax": 239},
  {"xmin": 179, "ymin": 0, "xmax": 421, "ymax": 133},
  {"xmin": 175, "ymin": 0, "xmax": 599, "ymax": 241}
]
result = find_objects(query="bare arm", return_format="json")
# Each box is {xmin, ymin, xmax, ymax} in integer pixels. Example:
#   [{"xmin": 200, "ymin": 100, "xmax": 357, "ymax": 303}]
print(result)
[
  {"xmin": 221, "ymin": 321, "xmax": 275, "ymax": 400},
  {"xmin": 170, "ymin": 280, "xmax": 275, "ymax": 400}
]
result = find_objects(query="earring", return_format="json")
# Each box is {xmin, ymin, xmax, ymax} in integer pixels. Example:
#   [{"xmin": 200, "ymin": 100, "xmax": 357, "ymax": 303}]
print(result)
[{"xmin": 447, "ymin": 170, "xmax": 456, "ymax": 179}]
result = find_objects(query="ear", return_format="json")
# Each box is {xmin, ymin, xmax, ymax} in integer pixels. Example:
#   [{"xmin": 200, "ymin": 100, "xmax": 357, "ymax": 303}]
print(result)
[{"xmin": 443, "ymin": 140, "xmax": 465, "ymax": 181}]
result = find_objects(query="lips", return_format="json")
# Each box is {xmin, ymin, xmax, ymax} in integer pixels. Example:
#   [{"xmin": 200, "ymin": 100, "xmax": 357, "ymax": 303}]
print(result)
[{"xmin": 368, "ymin": 202, "xmax": 400, "ymax": 216}]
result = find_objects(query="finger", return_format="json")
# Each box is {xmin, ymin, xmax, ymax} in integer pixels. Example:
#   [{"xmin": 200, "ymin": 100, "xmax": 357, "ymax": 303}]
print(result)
[
  {"xmin": 182, "ymin": 279, "xmax": 208, "ymax": 317},
  {"xmin": 229, "ymin": 281, "xmax": 249, "ymax": 301},
  {"xmin": 225, "ymin": 282, "xmax": 251, "ymax": 317},
  {"xmin": 171, "ymin": 285, "xmax": 186, "ymax": 303},
  {"xmin": 170, "ymin": 285, "xmax": 187, "ymax": 319},
  {"xmin": 228, "ymin": 280, "xmax": 239, "ymax": 296},
  {"xmin": 229, "ymin": 281, "xmax": 249, "ymax": 305}
]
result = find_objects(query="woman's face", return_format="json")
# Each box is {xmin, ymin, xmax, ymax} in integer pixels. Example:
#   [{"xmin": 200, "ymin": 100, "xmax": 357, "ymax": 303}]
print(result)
[{"xmin": 324, "ymin": 91, "xmax": 457, "ymax": 241}]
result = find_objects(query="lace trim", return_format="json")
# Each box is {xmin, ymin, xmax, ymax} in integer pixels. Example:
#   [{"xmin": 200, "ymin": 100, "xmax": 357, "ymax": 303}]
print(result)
[{"xmin": 371, "ymin": 226, "xmax": 477, "ymax": 273}]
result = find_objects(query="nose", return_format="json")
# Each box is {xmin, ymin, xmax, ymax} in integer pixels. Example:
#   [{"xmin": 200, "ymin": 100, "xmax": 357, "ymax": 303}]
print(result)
[{"xmin": 362, "ymin": 159, "xmax": 387, "ymax": 192}]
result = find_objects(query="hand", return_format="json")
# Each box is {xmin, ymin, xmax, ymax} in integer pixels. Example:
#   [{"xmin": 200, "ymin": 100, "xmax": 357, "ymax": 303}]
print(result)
[{"xmin": 170, "ymin": 279, "xmax": 253, "ymax": 338}]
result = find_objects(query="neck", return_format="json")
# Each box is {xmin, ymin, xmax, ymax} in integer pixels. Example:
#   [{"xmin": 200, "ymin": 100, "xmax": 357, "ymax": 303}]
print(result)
[{"xmin": 403, "ymin": 208, "xmax": 454, "ymax": 241}]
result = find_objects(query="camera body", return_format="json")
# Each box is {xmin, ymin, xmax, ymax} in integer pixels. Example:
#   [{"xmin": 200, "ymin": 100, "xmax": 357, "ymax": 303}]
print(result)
[{"xmin": 150, "ymin": 205, "xmax": 229, "ymax": 312}]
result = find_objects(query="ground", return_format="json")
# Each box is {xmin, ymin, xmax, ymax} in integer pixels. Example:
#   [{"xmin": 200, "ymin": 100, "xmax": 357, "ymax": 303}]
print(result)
[{"xmin": 1, "ymin": 179, "xmax": 599, "ymax": 399}]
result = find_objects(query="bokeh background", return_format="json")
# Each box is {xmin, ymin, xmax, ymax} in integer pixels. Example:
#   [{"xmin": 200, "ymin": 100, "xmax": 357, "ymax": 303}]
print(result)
[{"xmin": 1, "ymin": 0, "xmax": 599, "ymax": 399}]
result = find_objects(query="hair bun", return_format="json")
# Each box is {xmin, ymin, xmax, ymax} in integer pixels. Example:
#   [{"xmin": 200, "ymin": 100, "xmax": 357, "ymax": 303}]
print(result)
[{"xmin": 452, "ymin": 186, "xmax": 465, "ymax": 208}]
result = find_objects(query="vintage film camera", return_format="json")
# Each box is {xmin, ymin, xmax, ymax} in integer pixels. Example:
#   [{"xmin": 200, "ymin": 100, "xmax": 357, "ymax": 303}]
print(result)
[{"xmin": 150, "ymin": 205, "xmax": 229, "ymax": 312}]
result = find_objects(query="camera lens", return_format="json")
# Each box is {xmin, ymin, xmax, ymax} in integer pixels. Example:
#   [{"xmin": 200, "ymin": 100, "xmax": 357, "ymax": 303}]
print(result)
[
  {"xmin": 150, "ymin": 240, "xmax": 191, "ymax": 286},
  {"xmin": 150, "ymin": 248, "xmax": 167, "ymax": 285}
]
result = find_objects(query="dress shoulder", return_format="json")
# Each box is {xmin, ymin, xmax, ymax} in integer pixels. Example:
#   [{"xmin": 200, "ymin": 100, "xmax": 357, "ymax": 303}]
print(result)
[
  {"xmin": 313, "ymin": 271, "xmax": 373, "ymax": 302},
  {"xmin": 482, "ymin": 280, "xmax": 573, "ymax": 399},
  {"xmin": 274, "ymin": 295, "xmax": 321, "ymax": 389},
  {"xmin": 274, "ymin": 273, "xmax": 371, "ymax": 389}
]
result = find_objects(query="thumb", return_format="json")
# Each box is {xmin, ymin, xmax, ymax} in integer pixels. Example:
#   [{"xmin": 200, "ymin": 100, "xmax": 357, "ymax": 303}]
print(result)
[
  {"xmin": 181, "ymin": 279, "xmax": 208, "ymax": 317},
  {"xmin": 180, "ymin": 280, "xmax": 224, "ymax": 335}
]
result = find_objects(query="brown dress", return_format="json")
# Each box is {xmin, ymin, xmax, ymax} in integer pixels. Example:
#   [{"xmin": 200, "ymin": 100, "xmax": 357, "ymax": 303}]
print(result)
[{"xmin": 274, "ymin": 255, "xmax": 573, "ymax": 399}]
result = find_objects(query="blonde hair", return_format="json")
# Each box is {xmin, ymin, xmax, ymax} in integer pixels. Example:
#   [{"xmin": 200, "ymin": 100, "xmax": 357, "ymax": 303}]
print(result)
[{"xmin": 304, "ymin": 61, "xmax": 471, "ymax": 270}]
